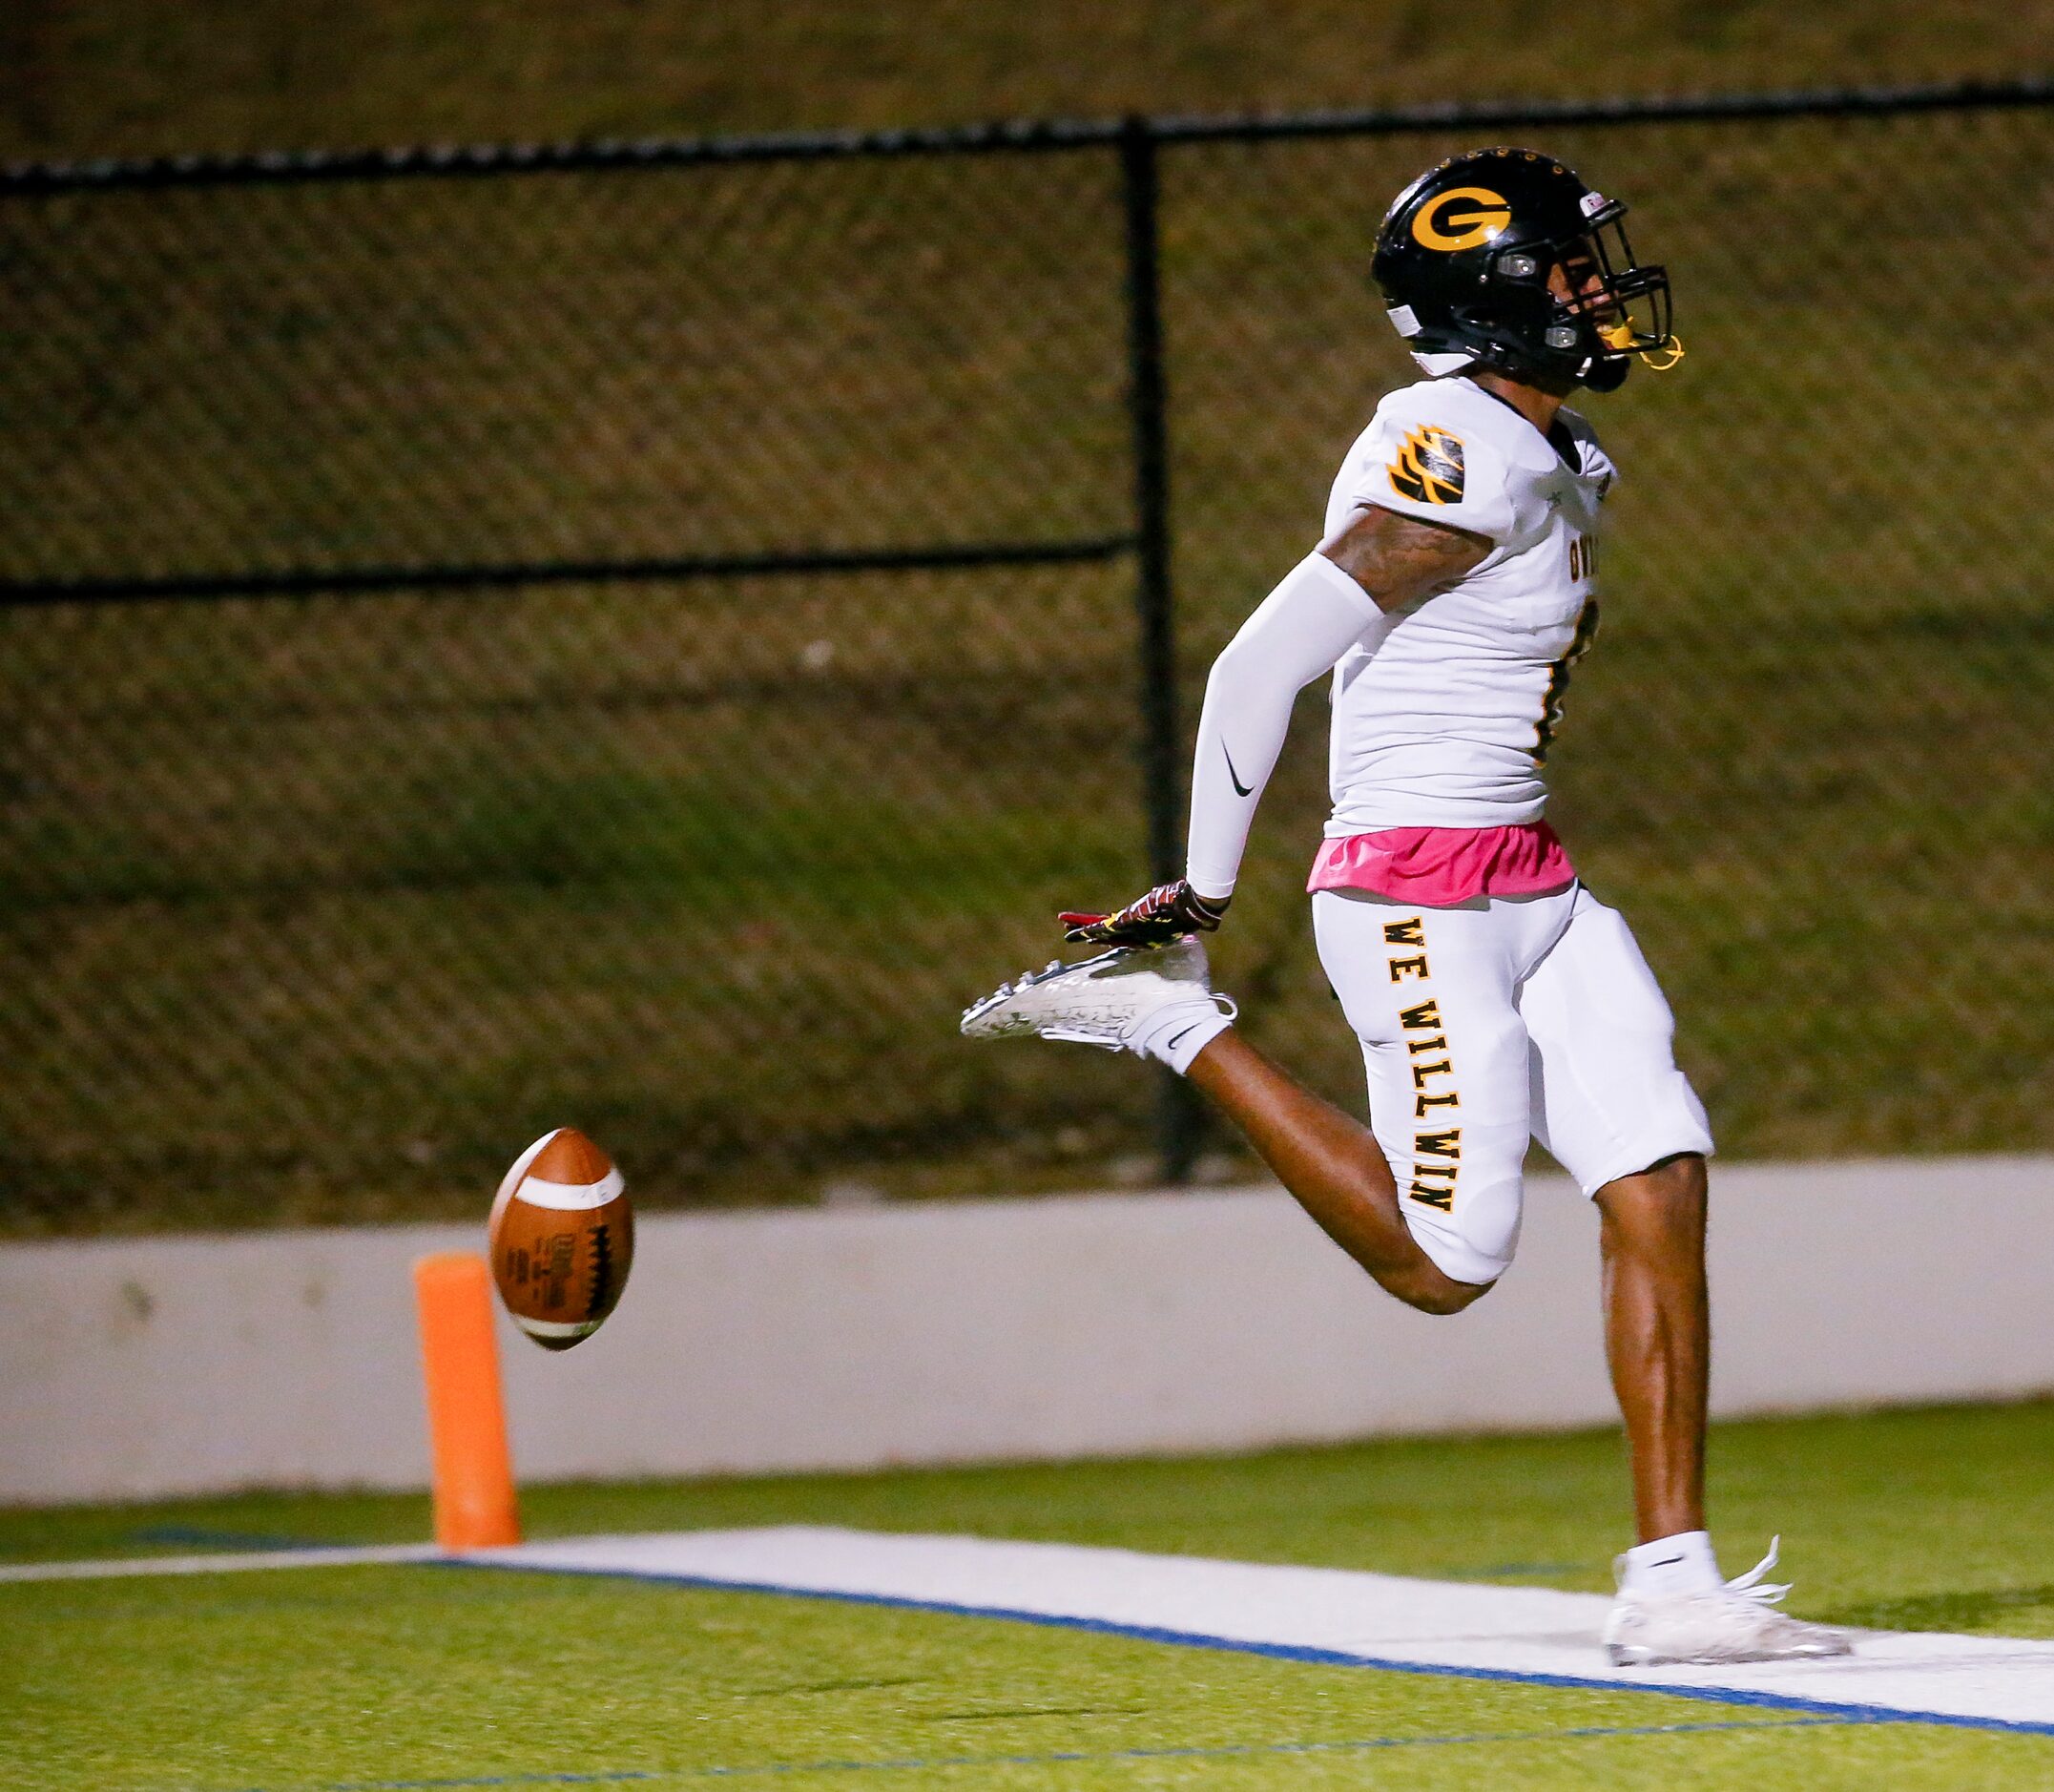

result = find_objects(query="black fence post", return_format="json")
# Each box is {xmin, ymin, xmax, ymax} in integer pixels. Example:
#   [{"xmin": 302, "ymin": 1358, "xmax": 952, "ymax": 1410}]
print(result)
[{"xmin": 1118, "ymin": 115, "xmax": 1206, "ymax": 1186}]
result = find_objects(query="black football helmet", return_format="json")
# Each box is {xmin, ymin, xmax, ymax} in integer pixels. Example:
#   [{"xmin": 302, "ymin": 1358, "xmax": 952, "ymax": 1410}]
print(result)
[{"xmin": 1371, "ymin": 147, "xmax": 1676, "ymax": 393}]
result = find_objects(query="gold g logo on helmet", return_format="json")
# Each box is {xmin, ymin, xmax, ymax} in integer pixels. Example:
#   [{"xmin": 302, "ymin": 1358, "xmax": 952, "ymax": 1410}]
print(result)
[{"xmin": 1410, "ymin": 187, "xmax": 1514, "ymax": 252}]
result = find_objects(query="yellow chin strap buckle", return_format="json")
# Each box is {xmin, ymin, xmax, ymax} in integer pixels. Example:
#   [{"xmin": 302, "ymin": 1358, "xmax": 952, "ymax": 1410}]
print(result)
[{"xmin": 1599, "ymin": 321, "xmax": 1686, "ymax": 370}]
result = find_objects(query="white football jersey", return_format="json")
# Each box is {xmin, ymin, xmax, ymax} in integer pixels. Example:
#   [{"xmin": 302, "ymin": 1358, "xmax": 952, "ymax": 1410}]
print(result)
[{"xmin": 1320, "ymin": 374, "xmax": 1614, "ymax": 832}]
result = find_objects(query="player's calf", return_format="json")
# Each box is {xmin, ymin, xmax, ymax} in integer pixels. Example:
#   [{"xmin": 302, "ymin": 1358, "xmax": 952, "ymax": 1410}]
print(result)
[{"xmin": 1185, "ymin": 1031, "xmax": 1492, "ymax": 1317}]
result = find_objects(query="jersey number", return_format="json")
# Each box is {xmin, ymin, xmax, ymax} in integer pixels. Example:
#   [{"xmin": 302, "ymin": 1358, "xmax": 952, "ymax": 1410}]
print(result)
[{"xmin": 1534, "ymin": 597, "xmax": 1601, "ymax": 766}]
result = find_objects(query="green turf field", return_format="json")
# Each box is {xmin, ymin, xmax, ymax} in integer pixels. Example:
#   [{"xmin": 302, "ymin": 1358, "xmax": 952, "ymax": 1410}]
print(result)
[{"xmin": 9, "ymin": 1402, "xmax": 2054, "ymax": 1788}]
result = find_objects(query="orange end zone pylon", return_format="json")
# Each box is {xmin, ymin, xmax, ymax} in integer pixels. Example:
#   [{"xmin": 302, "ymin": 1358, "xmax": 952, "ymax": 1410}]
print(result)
[{"xmin": 413, "ymin": 1251, "xmax": 522, "ymax": 1551}]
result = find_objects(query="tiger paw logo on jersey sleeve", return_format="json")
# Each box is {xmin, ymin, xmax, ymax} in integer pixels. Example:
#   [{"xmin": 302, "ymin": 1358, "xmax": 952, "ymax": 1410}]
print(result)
[{"xmin": 1387, "ymin": 427, "xmax": 1465, "ymax": 505}]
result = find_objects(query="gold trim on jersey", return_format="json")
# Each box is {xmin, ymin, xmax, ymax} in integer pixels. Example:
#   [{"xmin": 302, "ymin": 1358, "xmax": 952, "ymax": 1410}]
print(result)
[{"xmin": 1533, "ymin": 594, "xmax": 1602, "ymax": 766}]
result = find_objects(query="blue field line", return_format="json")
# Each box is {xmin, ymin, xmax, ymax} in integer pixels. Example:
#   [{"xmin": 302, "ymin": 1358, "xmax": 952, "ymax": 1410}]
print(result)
[
  {"xmin": 1440, "ymin": 1559, "xmax": 1583, "ymax": 1580},
  {"xmin": 445, "ymin": 1555, "xmax": 2054, "ymax": 1738},
  {"xmin": 214, "ymin": 1714, "xmax": 1860, "ymax": 1790}
]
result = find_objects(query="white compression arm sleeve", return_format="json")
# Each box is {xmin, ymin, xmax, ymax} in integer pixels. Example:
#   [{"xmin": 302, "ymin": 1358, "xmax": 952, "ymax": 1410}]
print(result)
[{"xmin": 1184, "ymin": 551, "xmax": 1392, "ymax": 901}]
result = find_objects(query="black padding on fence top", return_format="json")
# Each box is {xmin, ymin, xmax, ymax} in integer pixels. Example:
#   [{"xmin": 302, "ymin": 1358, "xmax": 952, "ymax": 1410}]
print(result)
[
  {"xmin": 0, "ymin": 537, "xmax": 1140, "ymax": 609},
  {"xmin": 4, "ymin": 76, "xmax": 2048, "ymax": 195}
]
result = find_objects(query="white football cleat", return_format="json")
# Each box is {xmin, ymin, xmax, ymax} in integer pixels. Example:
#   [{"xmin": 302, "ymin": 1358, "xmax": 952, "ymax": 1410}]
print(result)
[
  {"xmin": 1603, "ymin": 1538, "xmax": 1854, "ymax": 1667},
  {"xmin": 960, "ymin": 938, "xmax": 1234, "ymax": 1054}
]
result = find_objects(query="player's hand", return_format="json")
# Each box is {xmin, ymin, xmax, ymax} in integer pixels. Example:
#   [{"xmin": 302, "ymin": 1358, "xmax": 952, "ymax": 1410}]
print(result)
[{"xmin": 1058, "ymin": 880, "xmax": 1230, "ymax": 947}]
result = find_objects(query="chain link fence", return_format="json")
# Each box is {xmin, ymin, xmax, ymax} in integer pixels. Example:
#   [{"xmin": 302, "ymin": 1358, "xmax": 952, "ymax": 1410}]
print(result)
[{"xmin": 3, "ymin": 85, "xmax": 2049, "ymax": 1232}]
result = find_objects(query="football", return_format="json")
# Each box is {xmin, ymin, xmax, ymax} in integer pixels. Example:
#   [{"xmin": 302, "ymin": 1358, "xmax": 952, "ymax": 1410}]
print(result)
[{"xmin": 486, "ymin": 1128, "xmax": 634, "ymax": 1350}]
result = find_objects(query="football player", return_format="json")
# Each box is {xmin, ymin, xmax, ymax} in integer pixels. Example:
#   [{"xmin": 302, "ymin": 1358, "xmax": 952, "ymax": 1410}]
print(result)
[{"xmin": 964, "ymin": 148, "xmax": 1848, "ymax": 1666}]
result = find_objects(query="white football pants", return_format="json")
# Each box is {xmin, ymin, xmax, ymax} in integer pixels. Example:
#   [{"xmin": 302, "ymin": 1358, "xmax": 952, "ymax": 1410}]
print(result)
[{"xmin": 1312, "ymin": 883, "xmax": 1714, "ymax": 1286}]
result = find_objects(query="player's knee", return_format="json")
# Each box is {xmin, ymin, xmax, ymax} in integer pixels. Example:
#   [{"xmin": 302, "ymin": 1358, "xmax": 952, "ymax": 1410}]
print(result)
[
  {"xmin": 1412, "ymin": 1278, "xmax": 1495, "ymax": 1317},
  {"xmin": 1628, "ymin": 1150, "xmax": 1708, "ymax": 1213},
  {"xmin": 1596, "ymin": 1151, "xmax": 1708, "ymax": 1257},
  {"xmin": 1381, "ymin": 1261, "xmax": 1495, "ymax": 1316}
]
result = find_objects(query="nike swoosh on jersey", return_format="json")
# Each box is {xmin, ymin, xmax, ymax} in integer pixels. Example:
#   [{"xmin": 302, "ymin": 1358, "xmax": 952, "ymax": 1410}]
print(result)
[{"xmin": 1223, "ymin": 743, "xmax": 1253, "ymax": 798}]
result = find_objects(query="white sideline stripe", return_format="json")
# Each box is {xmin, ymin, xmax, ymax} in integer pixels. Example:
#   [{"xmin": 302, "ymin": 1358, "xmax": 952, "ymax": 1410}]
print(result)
[
  {"xmin": 463, "ymin": 1527, "xmax": 2054, "ymax": 1733},
  {"xmin": 11, "ymin": 1527, "xmax": 2052, "ymax": 1732},
  {"xmin": 0, "ymin": 1542, "xmax": 447, "ymax": 1581}
]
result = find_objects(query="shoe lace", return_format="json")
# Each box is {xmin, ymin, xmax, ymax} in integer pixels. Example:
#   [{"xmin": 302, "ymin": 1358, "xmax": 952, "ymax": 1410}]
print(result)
[{"xmin": 1719, "ymin": 1536, "xmax": 1792, "ymax": 1609}]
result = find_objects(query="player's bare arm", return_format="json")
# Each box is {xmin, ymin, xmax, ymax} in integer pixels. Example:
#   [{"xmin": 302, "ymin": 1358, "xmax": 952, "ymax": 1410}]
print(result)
[{"xmin": 1317, "ymin": 503, "xmax": 1489, "ymax": 612}]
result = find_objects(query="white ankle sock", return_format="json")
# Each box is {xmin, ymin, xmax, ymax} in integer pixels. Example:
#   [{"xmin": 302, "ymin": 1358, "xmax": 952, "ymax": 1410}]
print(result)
[
  {"xmin": 1621, "ymin": 1530, "xmax": 1724, "ymax": 1598},
  {"xmin": 1129, "ymin": 1001, "xmax": 1233, "ymax": 1075}
]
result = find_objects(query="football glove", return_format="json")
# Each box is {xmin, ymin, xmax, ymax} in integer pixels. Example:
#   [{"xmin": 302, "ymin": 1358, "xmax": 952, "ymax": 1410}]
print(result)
[{"xmin": 1059, "ymin": 880, "xmax": 1230, "ymax": 947}]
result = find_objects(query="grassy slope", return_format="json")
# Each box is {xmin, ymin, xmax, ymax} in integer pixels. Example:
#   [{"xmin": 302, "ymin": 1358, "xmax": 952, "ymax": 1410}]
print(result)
[
  {"xmin": 8, "ymin": 1404, "xmax": 2054, "ymax": 1789},
  {"xmin": 4, "ymin": 1, "xmax": 2054, "ymax": 159},
  {"xmin": 1, "ymin": 7, "xmax": 2050, "ymax": 1229}
]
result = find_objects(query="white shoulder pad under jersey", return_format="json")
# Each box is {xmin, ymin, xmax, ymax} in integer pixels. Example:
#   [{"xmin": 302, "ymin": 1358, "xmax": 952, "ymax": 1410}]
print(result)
[{"xmin": 1325, "ymin": 376, "xmax": 1575, "ymax": 552}]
